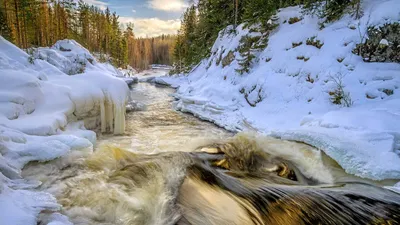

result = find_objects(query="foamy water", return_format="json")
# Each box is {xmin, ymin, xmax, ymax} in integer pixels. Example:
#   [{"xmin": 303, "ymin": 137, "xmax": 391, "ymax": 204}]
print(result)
[{"xmin": 22, "ymin": 83, "xmax": 400, "ymax": 225}]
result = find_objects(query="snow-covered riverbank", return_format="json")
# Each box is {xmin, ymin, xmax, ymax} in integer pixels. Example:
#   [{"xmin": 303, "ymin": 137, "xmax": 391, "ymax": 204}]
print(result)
[
  {"xmin": 159, "ymin": 0, "xmax": 400, "ymax": 182},
  {"xmin": 0, "ymin": 38, "xmax": 128, "ymax": 224}
]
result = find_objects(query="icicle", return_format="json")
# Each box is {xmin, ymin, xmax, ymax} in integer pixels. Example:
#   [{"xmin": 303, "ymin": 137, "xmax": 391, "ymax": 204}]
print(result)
[
  {"xmin": 113, "ymin": 102, "xmax": 125, "ymax": 135},
  {"xmin": 105, "ymin": 99, "xmax": 114, "ymax": 133},
  {"xmin": 100, "ymin": 99, "xmax": 106, "ymax": 133},
  {"xmin": 100, "ymin": 90, "xmax": 127, "ymax": 134}
]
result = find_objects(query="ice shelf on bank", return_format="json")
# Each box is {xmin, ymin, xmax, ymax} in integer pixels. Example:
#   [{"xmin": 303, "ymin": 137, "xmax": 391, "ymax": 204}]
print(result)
[{"xmin": 0, "ymin": 37, "xmax": 129, "ymax": 224}]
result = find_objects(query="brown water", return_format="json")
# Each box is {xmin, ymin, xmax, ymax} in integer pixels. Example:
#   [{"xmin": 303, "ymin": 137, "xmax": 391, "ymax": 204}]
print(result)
[
  {"xmin": 23, "ymin": 83, "xmax": 400, "ymax": 225},
  {"xmin": 97, "ymin": 83, "xmax": 232, "ymax": 152}
]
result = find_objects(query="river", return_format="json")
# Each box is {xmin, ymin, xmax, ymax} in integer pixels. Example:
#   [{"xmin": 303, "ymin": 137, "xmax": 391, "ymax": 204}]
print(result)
[{"xmin": 23, "ymin": 83, "xmax": 400, "ymax": 225}]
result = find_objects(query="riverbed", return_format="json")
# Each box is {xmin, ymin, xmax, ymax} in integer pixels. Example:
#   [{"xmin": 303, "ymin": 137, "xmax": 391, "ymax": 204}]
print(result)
[{"xmin": 22, "ymin": 82, "xmax": 400, "ymax": 225}]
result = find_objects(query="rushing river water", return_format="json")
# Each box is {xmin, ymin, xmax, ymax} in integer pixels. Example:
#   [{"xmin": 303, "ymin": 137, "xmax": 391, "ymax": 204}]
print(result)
[{"xmin": 23, "ymin": 83, "xmax": 400, "ymax": 225}]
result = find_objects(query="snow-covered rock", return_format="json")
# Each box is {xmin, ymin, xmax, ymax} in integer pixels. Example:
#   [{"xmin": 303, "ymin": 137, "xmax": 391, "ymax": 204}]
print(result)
[
  {"xmin": 0, "ymin": 37, "xmax": 129, "ymax": 224},
  {"xmin": 0, "ymin": 37, "xmax": 129, "ymax": 135},
  {"xmin": 126, "ymin": 100, "xmax": 146, "ymax": 112},
  {"xmin": 124, "ymin": 77, "xmax": 139, "ymax": 87},
  {"xmin": 32, "ymin": 40, "xmax": 124, "ymax": 77},
  {"xmin": 166, "ymin": 0, "xmax": 400, "ymax": 181},
  {"xmin": 0, "ymin": 183, "xmax": 61, "ymax": 225},
  {"xmin": 379, "ymin": 39, "xmax": 389, "ymax": 46},
  {"xmin": 119, "ymin": 65, "xmax": 137, "ymax": 77}
]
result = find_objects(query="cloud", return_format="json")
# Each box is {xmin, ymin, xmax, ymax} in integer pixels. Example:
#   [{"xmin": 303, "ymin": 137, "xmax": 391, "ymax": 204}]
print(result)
[
  {"xmin": 132, "ymin": 9, "xmax": 136, "ymax": 13},
  {"xmin": 82, "ymin": 0, "xmax": 108, "ymax": 10},
  {"xmin": 148, "ymin": 0, "xmax": 187, "ymax": 12},
  {"xmin": 119, "ymin": 17, "xmax": 180, "ymax": 38}
]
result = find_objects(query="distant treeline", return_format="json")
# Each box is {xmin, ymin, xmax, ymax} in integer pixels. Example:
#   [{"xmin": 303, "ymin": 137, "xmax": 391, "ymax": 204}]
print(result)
[
  {"xmin": 127, "ymin": 34, "xmax": 176, "ymax": 72},
  {"xmin": 0, "ymin": 0, "xmax": 176, "ymax": 71}
]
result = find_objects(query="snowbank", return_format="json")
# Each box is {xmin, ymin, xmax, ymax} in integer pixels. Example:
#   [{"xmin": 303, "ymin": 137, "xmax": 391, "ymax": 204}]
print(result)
[
  {"xmin": 0, "ymin": 38, "xmax": 129, "ymax": 135},
  {"xmin": 0, "ymin": 37, "xmax": 128, "ymax": 224},
  {"xmin": 166, "ymin": 0, "xmax": 400, "ymax": 181}
]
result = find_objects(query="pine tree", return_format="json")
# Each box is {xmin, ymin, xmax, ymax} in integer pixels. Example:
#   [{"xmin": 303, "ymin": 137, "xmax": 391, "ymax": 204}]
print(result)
[
  {"xmin": 0, "ymin": 0, "xmax": 175, "ymax": 70},
  {"xmin": 180, "ymin": 5, "xmax": 197, "ymax": 70},
  {"xmin": 172, "ymin": 31, "xmax": 184, "ymax": 73},
  {"xmin": 172, "ymin": 0, "xmax": 246, "ymax": 73},
  {"xmin": 0, "ymin": 4, "xmax": 12, "ymax": 40},
  {"xmin": 242, "ymin": 0, "xmax": 277, "ymax": 28},
  {"xmin": 235, "ymin": 35, "xmax": 257, "ymax": 75}
]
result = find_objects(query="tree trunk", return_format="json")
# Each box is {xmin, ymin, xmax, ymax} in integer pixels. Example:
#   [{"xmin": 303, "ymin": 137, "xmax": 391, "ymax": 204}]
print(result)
[
  {"xmin": 14, "ymin": 0, "xmax": 21, "ymax": 46},
  {"xmin": 234, "ymin": 0, "xmax": 238, "ymax": 29},
  {"xmin": 355, "ymin": 0, "xmax": 361, "ymax": 19},
  {"xmin": 4, "ymin": 0, "xmax": 8, "ymax": 25},
  {"xmin": 22, "ymin": 4, "xmax": 28, "ymax": 48}
]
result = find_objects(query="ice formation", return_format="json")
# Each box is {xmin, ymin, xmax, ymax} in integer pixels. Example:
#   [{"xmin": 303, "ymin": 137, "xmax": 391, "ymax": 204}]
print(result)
[
  {"xmin": 0, "ymin": 37, "xmax": 129, "ymax": 224},
  {"xmin": 0, "ymin": 38, "xmax": 128, "ymax": 135}
]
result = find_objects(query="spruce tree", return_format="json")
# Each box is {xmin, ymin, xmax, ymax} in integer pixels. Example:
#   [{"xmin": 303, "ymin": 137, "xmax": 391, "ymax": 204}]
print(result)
[
  {"xmin": 243, "ymin": 0, "xmax": 276, "ymax": 28},
  {"xmin": 180, "ymin": 5, "xmax": 198, "ymax": 71},
  {"xmin": 0, "ymin": 6, "xmax": 12, "ymax": 41},
  {"xmin": 235, "ymin": 35, "xmax": 257, "ymax": 75}
]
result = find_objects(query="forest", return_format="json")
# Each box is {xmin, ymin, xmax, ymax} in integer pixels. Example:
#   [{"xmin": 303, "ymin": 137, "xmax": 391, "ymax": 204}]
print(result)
[
  {"xmin": 0, "ymin": 0, "xmax": 175, "ymax": 71},
  {"xmin": 0, "ymin": 0, "xmax": 364, "ymax": 72},
  {"xmin": 172, "ymin": 0, "xmax": 362, "ymax": 73}
]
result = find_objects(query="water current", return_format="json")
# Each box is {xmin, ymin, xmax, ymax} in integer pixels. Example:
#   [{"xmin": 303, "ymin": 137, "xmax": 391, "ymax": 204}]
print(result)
[{"xmin": 23, "ymin": 83, "xmax": 400, "ymax": 225}]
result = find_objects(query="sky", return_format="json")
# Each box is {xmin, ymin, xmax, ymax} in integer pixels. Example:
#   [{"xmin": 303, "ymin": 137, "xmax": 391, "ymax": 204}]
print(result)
[{"xmin": 83, "ymin": 0, "xmax": 189, "ymax": 37}]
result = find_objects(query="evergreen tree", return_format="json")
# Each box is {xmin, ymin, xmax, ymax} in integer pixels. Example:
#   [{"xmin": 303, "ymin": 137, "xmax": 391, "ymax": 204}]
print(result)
[
  {"xmin": 171, "ymin": 0, "xmax": 361, "ymax": 74},
  {"xmin": 172, "ymin": 31, "xmax": 184, "ymax": 73},
  {"xmin": 303, "ymin": 0, "xmax": 362, "ymax": 22},
  {"xmin": 235, "ymin": 35, "xmax": 257, "ymax": 75},
  {"xmin": 171, "ymin": 0, "xmax": 245, "ymax": 73},
  {"xmin": 0, "ymin": 0, "xmax": 173, "ymax": 70},
  {"xmin": 0, "ymin": 5, "xmax": 11, "ymax": 40},
  {"xmin": 173, "ymin": 5, "xmax": 198, "ymax": 72},
  {"xmin": 195, "ymin": 0, "xmax": 243, "ymax": 53},
  {"xmin": 242, "ymin": 0, "xmax": 277, "ymax": 28}
]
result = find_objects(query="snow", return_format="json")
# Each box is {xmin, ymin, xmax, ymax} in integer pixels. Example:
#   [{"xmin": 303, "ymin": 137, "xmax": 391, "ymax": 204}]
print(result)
[
  {"xmin": 0, "ymin": 37, "xmax": 129, "ymax": 135},
  {"xmin": 0, "ymin": 37, "xmax": 128, "ymax": 224},
  {"xmin": 379, "ymin": 39, "xmax": 389, "ymax": 46},
  {"xmin": 0, "ymin": 184, "xmax": 60, "ymax": 225},
  {"xmin": 136, "ymin": 67, "xmax": 171, "ymax": 81},
  {"xmin": 164, "ymin": 0, "xmax": 400, "ymax": 182},
  {"xmin": 0, "ymin": 1, "xmax": 399, "ymax": 222}
]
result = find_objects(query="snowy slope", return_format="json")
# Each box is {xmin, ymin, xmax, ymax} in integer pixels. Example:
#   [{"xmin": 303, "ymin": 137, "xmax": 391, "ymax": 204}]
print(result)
[
  {"xmin": 0, "ymin": 38, "xmax": 129, "ymax": 135},
  {"xmin": 163, "ymin": 0, "xmax": 400, "ymax": 181},
  {"xmin": 0, "ymin": 37, "xmax": 128, "ymax": 224}
]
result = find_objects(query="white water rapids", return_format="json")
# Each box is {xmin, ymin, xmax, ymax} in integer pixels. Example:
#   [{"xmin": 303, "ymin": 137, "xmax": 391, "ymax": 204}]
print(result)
[{"xmin": 21, "ymin": 83, "xmax": 400, "ymax": 225}]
